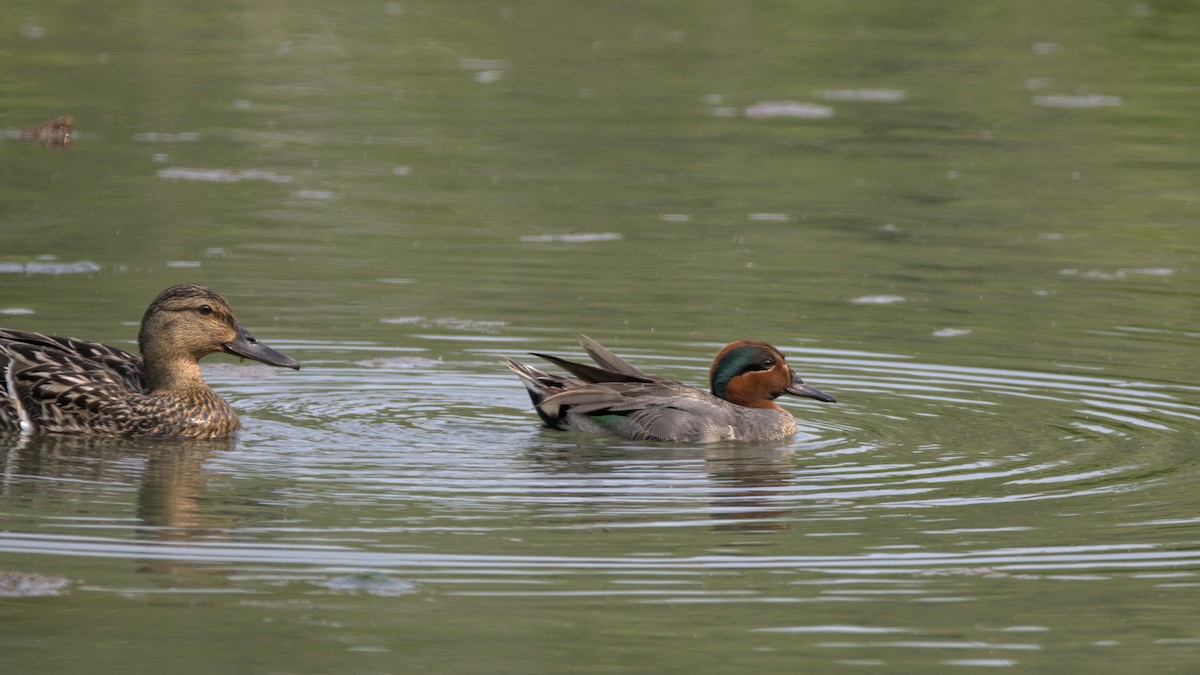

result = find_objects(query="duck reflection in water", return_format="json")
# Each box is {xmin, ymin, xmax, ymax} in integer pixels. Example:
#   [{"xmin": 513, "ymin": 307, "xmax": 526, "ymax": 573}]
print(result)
[
  {"xmin": 526, "ymin": 441, "xmax": 800, "ymax": 533},
  {"xmin": 1, "ymin": 434, "xmax": 240, "ymax": 577}
]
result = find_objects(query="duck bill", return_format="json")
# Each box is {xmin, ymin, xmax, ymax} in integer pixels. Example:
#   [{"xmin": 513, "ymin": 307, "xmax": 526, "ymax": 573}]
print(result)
[
  {"xmin": 785, "ymin": 373, "xmax": 836, "ymax": 403},
  {"xmin": 223, "ymin": 325, "xmax": 300, "ymax": 370}
]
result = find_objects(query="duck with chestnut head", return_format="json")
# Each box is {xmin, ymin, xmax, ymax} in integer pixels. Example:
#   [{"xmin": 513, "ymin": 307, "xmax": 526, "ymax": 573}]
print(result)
[{"xmin": 505, "ymin": 336, "xmax": 834, "ymax": 443}]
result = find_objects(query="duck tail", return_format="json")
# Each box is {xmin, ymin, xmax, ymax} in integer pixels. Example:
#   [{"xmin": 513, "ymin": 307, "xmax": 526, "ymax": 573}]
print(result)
[
  {"xmin": 0, "ymin": 348, "xmax": 33, "ymax": 433},
  {"xmin": 502, "ymin": 357, "xmax": 567, "ymax": 429}
]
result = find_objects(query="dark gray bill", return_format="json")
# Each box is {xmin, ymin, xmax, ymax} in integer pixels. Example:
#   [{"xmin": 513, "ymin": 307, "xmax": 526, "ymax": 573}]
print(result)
[
  {"xmin": 785, "ymin": 373, "xmax": 835, "ymax": 403},
  {"xmin": 224, "ymin": 325, "xmax": 301, "ymax": 370}
]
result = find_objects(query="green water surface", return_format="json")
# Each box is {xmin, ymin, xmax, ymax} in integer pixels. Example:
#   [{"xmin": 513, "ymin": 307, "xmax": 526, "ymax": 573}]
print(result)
[{"xmin": 2, "ymin": 1, "xmax": 1199, "ymax": 673}]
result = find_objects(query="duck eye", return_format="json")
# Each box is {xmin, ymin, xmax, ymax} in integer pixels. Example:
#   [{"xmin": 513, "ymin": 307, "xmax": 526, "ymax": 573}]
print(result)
[
  {"xmin": 761, "ymin": 359, "xmax": 775, "ymax": 369},
  {"xmin": 198, "ymin": 304, "xmax": 213, "ymax": 316}
]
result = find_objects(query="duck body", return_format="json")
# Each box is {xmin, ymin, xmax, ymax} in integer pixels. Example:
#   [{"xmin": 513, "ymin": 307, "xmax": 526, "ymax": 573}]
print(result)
[
  {"xmin": 506, "ymin": 336, "xmax": 835, "ymax": 443},
  {"xmin": 0, "ymin": 284, "xmax": 299, "ymax": 439}
]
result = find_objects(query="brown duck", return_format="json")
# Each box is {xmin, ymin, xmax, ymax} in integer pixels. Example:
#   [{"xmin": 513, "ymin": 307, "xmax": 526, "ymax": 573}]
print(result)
[{"xmin": 0, "ymin": 284, "xmax": 299, "ymax": 438}]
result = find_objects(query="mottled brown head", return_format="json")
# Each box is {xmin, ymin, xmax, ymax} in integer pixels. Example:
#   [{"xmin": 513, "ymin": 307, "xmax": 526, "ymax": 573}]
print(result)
[
  {"xmin": 138, "ymin": 284, "xmax": 299, "ymax": 390},
  {"xmin": 709, "ymin": 341, "xmax": 835, "ymax": 409}
]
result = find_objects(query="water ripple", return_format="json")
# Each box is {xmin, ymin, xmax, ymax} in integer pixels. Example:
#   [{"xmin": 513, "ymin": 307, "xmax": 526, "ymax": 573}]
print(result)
[{"xmin": 3, "ymin": 338, "xmax": 1198, "ymax": 612}]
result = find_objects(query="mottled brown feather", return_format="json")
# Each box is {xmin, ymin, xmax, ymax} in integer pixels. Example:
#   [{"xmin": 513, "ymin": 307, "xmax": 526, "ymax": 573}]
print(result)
[{"xmin": 0, "ymin": 285, "xmax": 297, "ymax": 438}]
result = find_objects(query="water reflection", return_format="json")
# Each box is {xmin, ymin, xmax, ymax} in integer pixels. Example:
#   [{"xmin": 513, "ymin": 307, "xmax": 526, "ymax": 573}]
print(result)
[
  {"xmin": 526, "ymin": 443, "xmax": 798, "ymax": 531},
  {"xmin": 135, "ymin": 442, "xmax": 237, "ymax": 577},
  {"xmin": 0, "ymin": 434, "xmax": 235, "ymax": 576},
  {"xmin": 703, "ymin": 448, "xmax": 795, "ymax": 532}
]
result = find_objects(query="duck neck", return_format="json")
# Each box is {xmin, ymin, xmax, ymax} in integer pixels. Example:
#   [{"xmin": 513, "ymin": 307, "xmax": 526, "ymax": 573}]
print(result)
[
  {"xmin": 729, "ymin": 395, "xmax": 782, "ymax": 410},
  {"xmin": 141, "ymin": 348, "xmax": 209, "ymax": 394}
]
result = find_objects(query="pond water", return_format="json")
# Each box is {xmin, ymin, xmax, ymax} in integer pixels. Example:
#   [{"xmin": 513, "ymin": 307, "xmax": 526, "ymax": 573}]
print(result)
[{"xmin": 3, "ymin": 1, "xmax": 1200, "ymax": 672}]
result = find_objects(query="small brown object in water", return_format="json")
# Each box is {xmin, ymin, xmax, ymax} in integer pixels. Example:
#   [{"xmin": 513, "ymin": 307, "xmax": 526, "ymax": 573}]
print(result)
[{"xmin": 18, "ymin": 115, "xmax": 74, "ymax": 149}]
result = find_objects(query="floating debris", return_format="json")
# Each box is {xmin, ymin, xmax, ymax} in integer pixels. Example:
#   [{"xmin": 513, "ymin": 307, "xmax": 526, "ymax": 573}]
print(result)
[
  {"xmin": 706, "ymin": 106, "xmax": 740, "ymax": 117},
  {"xmin": 156, "ymin": 167, "xmax": 293, "ymax": 184},
  {"xmin": 1032, "ymin": 95, "xmax": 1123, "ymax": 109},
  {"xmin": 933, "ymin": 328, "xmax": 972, "ymax": 338},
  {"xmin": 8, "ymin": 116, "xmax": 75, "ymax": 149},
  {"xmin": 133, "ymin": 132, "xmax": 201, "ymax": 142},
  {"xmin": 744, "ymin": 101, "xmax": 833, "ymax": 119},
  {"xmin": 751, "ymin": 626, "xmax": 915, "ymax": 634},
  {"xmin": 1060, "ymin": 268, "xmax": 1174, "ymax": 280},
  {"xmin": 379, "ymin": 316, "xmax": 508, "ymax": 332},
  {"xmin": 520, "ymin": 232, "xmax": 622, "ymax": 243},
  {"xmin": 818, "ymin": 89, "xmax": 906, "ymax": 103},
  {"xmin": 0, "ymin": 308, "xmax": 35, "ymax": 315},
  {"xmin": 915, "ymin": 566, "xmax": 1038, "ymax": 580},
  {"xmin": 0, "ymin": 260, "xmax": 101, "ymax": 275},
  {"xmin": 748, "ymin": 213, "xmax": 789, "ymax": 222},
  {"xmin": 460, "ymin": 58, "xmax": 509, "ymax": 71},
  {"xmin": 0, "ymin": 571, "xmax": 70, "ymax": 597},
  {"xmin": 458, "ymin": 58, "xmax": 508, "ymax": 84},
  {"xmin": 166, "ymin": 261, "xmax": 202, "ymax": 268},
  {"xmin": 851, "ymin": 295, "xmax": 907, "ymax": 305},
  {"xmin": 291, "ymin": 190, "xmax": 336, "ymax": 200},
  {"xmin": 357, "ymin": 356, "xmax": 441, "ymax": 369},
  {"xmin": 659, "ymin": 214, "xmax": 691, "ymax": 222},
  {"xmin": 313, "ymin": 573, "xmax": 417, "ymax": 597}
]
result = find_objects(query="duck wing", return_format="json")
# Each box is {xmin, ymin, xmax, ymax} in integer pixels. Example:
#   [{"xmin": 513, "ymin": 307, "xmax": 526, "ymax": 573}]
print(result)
[
  {"xmin": 541, "ymin": 381, "xmax": 734, "ymax": 442},
  {"xmin": 577, "ymin": 335, "xmax": 655, "ymax": 380},
  {"xmin": 0, "ymin": 332, "xmax": 145, "ymax": 434},
  {"xmin": 0, "ymin": 330, "xmax": 147, "ymax": 391},
  {"xmin": 539, "ymin": 380, "xmax": 710, "ymax": 414},
  {"xmin": 531, "ymin": 336, "xmax": 658, "ymax": 385},
  {"xmin": 529, "ymin": 351, "xmax": 652, "ymax": 385}
]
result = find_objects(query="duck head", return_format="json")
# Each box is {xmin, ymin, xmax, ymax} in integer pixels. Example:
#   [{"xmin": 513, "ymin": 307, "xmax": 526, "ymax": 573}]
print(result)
[
  {"xmin": 709, "ymin": 340, "xmax": 835, "ymax": 409},
  {"xmin": 138, "ymin": 284, "xmax": 299, "ymax": 390}
]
